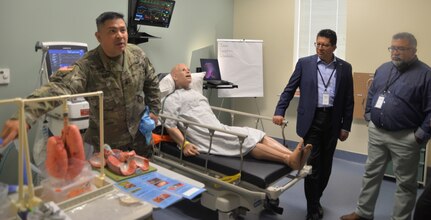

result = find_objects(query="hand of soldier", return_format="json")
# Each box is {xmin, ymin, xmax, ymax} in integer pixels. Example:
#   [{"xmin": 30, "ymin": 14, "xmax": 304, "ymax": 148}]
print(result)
[
  {"xmin": 1, "ymin": 119, "xmax": 27, "ymax": 147},
  {"xmin": 149, "ymin": 112, "xmax": 158, "ymax": 125}
]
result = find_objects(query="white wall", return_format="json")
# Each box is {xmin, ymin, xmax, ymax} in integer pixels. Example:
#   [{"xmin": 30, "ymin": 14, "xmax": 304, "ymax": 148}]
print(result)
[
  {"xmin": 0, "ymin": 0, "xmax": 233, "ymax": 184},
  {"xmin": 232, "ymin": 0, "xmax": 298, "ymax": 145}
]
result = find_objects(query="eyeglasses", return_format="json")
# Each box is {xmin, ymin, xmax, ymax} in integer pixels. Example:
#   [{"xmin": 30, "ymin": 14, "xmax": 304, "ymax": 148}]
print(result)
[
  {"xmin": 388, "ymin": 46, "xmax": 412, "ymax": 52},
  {"xmin": 314, "ymin": 42, "xmax": 332, "ymax": 48}
]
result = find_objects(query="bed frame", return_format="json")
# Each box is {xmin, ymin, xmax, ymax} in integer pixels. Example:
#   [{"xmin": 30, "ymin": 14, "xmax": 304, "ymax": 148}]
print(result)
[{"xmin": 152, "ymin": 106, "xmax": 311, "ymax": 220}]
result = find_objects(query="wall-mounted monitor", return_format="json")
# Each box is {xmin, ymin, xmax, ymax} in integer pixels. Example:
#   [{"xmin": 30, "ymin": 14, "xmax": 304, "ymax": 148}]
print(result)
[
  {"xmin": 44, "ymin": 43, "xmax": 87, "ymax": 78},
  {"xmin": 131, "ymin": 0, "xmax": 175, "ymax": 28}
]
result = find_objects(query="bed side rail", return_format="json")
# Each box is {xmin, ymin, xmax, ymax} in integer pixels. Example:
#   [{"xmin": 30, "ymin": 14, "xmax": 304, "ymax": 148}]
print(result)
[
  {"xmin": 211, "ymin": 106, "xmax": 280, "ymax": 124},
  {"xmin": 157, "ymin": 113, "xmax": 248, "ymax": 180},
  {"xmin": 210, "ymin": 106, "xmax": 290, "ymax": 146}
]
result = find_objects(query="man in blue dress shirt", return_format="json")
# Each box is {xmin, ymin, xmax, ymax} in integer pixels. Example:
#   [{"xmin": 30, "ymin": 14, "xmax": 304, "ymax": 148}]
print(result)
[{"xmin": 341, "ymin": 32, "xmax": 431, "ymax": 220}]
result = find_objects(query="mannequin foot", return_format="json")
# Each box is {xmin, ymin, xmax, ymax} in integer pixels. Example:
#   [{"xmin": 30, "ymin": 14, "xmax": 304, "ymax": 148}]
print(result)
[
  {"xmin": 300, "ymin": 144, "xmax": 313, "ymax": 169},
  {"xmin": 285, "ymin": 140, "xmax": 305, "ymax": 170}
]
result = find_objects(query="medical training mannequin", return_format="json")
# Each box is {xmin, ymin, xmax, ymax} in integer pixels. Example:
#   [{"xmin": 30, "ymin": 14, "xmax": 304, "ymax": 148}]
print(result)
[{"xmin": 162, "ymin": 63, "xmax": 312, "ymax": 170}]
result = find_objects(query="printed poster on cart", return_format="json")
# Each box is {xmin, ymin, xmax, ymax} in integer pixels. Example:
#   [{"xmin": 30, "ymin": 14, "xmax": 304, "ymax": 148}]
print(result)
[{"xmin": 116, "ymin": 172, "xmax": 206, "ymax": 208}]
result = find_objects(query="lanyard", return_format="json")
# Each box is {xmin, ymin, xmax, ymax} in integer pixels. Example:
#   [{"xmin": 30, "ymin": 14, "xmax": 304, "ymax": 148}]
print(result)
[
  {"xmin": 384, "ymin": 66, "xmax": 401, "ymax": 92},
  {"xmin": 317, "ymin": 65, "xmax": 336, "ymax": 91}
]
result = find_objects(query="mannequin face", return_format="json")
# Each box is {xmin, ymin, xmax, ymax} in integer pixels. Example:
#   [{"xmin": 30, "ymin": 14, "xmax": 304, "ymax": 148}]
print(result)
[{"xmin": 172, "ymin": 64, "xmax": 192, "ymax": 89}]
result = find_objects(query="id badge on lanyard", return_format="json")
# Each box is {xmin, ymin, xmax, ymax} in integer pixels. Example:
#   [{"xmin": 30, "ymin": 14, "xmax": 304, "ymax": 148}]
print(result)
[
  {"xmin": 375, "ymin": 94, "xmax": 385, "ymax": 109},
  {"xmin": 322, "ymin": 91, "xmax": 330, "ymax": 105},
  {"xmin": 376, "ymin": 67, "xmax": 399, "ymax": 109}
]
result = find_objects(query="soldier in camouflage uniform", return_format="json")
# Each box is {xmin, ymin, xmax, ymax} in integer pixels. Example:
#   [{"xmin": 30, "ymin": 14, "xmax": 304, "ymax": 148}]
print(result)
[{"xmin": 0, "ymin": 12, "xmax": 160, "ymax": 157}]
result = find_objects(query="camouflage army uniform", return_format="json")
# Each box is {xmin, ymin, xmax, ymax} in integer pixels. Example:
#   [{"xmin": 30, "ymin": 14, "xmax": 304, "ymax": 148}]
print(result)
[{"xmin": 24, "ymin": 44, "xmax": 160, "ymax": 156}]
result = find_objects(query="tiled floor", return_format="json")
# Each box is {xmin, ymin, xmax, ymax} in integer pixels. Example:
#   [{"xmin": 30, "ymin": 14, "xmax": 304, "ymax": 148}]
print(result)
[{"xmin": 152, "ymin": 157, "xmax": 426, "ymax": 220}]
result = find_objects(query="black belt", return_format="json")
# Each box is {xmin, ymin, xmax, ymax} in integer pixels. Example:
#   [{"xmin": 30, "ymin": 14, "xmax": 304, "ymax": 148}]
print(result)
[{"xmin": 316, "ymin": 107, "xmax": 333, "ymax": 112}]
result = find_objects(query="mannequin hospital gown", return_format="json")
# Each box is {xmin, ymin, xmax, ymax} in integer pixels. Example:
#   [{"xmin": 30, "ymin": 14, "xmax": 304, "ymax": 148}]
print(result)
[{"xmin": 162, "ymin": 88, "xmax": 265, "ymax": 156}]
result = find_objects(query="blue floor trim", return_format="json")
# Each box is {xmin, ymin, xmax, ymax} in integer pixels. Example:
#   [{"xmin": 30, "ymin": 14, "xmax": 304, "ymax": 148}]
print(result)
[{"xmin": 334, "ymin": 149, "xmax": 368, "ymax": 164}]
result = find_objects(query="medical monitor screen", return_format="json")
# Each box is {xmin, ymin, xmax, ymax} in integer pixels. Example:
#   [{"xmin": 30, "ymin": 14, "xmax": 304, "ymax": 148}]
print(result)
[
  {"xmin": 45, "ymin": 45, "xmax": 87, "ymax": 78},
  {"xmin": 132, "ymin": 0, "xmax": 175, "ymax": 28}
]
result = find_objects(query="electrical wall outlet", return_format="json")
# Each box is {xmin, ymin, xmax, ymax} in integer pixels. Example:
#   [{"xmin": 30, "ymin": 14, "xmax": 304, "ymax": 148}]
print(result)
[{"xmin": 0, "ymin": 68, "xmax": 10, "ymax": 84}]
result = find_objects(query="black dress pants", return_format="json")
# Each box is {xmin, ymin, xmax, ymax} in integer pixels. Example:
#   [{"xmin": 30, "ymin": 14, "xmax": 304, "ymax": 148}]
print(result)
[{"xmin": 303, "ymin": 108, "xmax": 338, "ymax": 214}]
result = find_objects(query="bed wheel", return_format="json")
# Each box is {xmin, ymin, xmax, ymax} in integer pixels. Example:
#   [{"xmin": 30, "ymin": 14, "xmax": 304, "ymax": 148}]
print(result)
[
  {"xmin": 218, "ymin": 209, "xmax": 244, "ymax": 220},
  {"xmin": 265, "ymin": 198, "xmax": 283, "ymax": 215}
]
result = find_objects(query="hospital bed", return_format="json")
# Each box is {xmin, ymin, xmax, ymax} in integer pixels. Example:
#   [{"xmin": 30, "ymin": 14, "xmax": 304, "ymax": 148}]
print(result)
[{"xmin": 151, "ymin": 106, "xmax": 311, "ymax": 220}]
